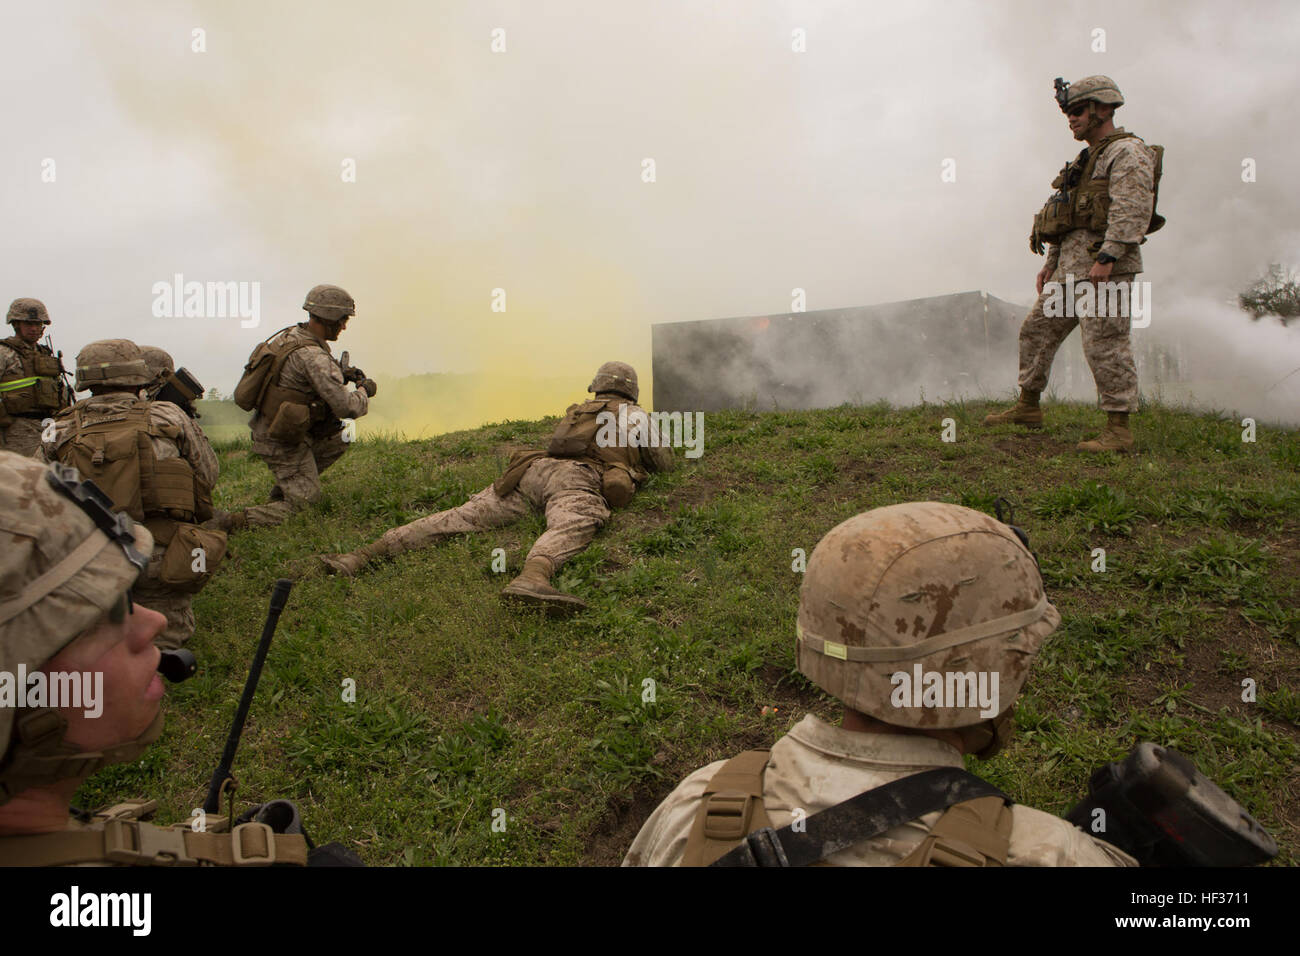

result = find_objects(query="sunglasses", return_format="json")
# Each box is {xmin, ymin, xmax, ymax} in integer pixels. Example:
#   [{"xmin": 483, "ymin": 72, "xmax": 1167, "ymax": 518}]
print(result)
[
  {"xmin": 107, "ymin": 589, "xmax": 135, "ymax": 625},
  {"xmin": 1067, "ymin": 104, "xmax": 1089, "ymax": 118}
]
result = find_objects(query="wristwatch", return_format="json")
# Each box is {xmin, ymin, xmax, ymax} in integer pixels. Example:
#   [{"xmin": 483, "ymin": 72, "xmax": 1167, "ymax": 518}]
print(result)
[{"xmin": 1096, "ymin": 252, "xmax": 1118, "ymax": 265}]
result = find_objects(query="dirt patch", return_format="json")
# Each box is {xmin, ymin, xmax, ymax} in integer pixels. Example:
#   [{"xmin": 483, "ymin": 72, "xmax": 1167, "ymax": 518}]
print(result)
[
  {"xmin": 1126, "ymin": 614, "xmax": 1300, "ymax": 741},
  {"xmin": 758, "ymin": 664, "xmax": 830, "ymax": 714},
  {"xmin": 585, "ymin": 788, "xmax": 665, "ymax": 865}
]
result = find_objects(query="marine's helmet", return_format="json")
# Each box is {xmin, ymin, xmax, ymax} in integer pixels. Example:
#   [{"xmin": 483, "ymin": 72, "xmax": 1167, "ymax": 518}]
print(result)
[
  {"xmin": 1058, "ymin": 75, "xmax": 1124, "ymax": 112},
  {"xmin": 75, "ymin": 339, "xmax": 152, "ymax": 391},
  {"xmin": 0, "ymin": 454, "xmax": 156, "ymax": 804},
  {"xmin": 588, "ymin": 361, "xmax": 639, "ymax": 403},
  {"xmin": 796, "ymin": 502, "xmax": 1059, "ymax": 755},
  {"xmin": 139, "ymin": 346, "xmax": 175, "ymax": 388},
  {"xmin": 302, "ymin": 285, "xmax": 356, "ymax": 323},
  {"xmin": 6, "ymin": 298, "xmax": 51, "ymax": 327}
]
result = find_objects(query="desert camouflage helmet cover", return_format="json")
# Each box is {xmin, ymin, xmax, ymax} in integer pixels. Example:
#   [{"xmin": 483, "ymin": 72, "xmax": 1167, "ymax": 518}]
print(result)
[
  {"xmin": 588, "ymin": 361, "xmax": 639, "ymax": 403},
  {"xmin": 6, "ymin": 298, "xmax": 51, "ymax": 326},
  {"xmin": 302, "ymin": 284, "xmax": 356, "ymax": 323},
  {"xmin": 139, "ymin": 346, "xmax": 175, "ymax": 384},
  {"xmin": 0, "ymin": 453, "xmax": 154, "ymax": 793},
  {"xmin": 75, "ymin": 339, "xmax": 152, "ymax": 390},
  {"xmin": 796, "ymin": 502, "xmax": 1060, "ymax": 729},
  {"xmin": 1061, "ymin": 75, "xmax": 1124, "ymax": 111}
]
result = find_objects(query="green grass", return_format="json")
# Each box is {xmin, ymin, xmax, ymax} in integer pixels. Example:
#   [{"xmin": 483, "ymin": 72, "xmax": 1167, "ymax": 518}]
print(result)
[{"xmin": 75, "ymin": 398, "xmax": 1300, "ymax": 865}]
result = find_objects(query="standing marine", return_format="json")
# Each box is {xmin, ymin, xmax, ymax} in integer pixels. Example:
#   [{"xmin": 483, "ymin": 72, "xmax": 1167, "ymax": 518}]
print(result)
[
  {"xmin": 38, "ymin": 340, "xmax": 223, "ymax": 650},
  {"xmin": 207, "ymin": 285, "xmax": 374, "ymax": 531},
  {"xmin": 315, "ymin": 361, "xmax": 674, "ymax": 614},
  {"xmin": 0, "ymin": 298, "xmax": 70, "ymax": 456},
  {"xmin": 984, "ymin": 75, "xmax": 1163, "ymax": 452}
]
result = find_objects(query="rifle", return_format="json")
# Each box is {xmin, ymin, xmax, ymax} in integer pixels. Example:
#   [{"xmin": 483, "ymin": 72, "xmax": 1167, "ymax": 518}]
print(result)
[
  {"xmin": 338, "ymin": 350, "xmax": 365, "ymax": 386},
  {"xmin": 712, "ymin": 741, "xmax": 1277, "ymax": 867},
  {"xmin": 1064, "ymin": 742, "xmax": 1277, "ymax": 866},
  {"xmin": 339, "ymin": 350, "xmax": 376, "ymax": 397},
  {"xmin": 154, "ymin": 367, "xmax": 204, "ymax": 418},
  {"xmin": 203, "ymin": 578, "xmax": 293, "ymax": 815},
  {"xmin": 42, "ymin": 332, "xmax": 74, "ymax": 408}
]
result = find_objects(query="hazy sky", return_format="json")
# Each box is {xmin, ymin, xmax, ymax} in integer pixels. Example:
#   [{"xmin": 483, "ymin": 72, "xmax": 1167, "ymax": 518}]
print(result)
[{"xmin": 4, "ymin": 0, "xmax": 1298, "ymax": 428}]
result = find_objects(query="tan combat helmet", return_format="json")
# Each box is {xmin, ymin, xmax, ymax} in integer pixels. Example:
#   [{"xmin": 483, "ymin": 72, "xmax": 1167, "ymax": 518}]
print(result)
[
  {"xmin": 75, "ymin": 339, "xmax": 152, "ymax": 391},
  {"xmin": 0, "ymin": 454, "xmax": 156, "ymax": 804},
  {"xmin": 588, "ymin": 361, "xmax": 639, "ymax": 403},
  {"xmin": 796, "ymin": 502, "xmax": 1060, "ymax": 754},
  {"xmin": 1059, "ymin": 75, "xmax": 1124, "ymax": 112},
  {"xmin": 302, "ymin": 284, "xmax": 356, "ymax": 323},
  {"xmin": 6, "ymin": 298, "xmax": 51, "ymax": 327},
  {"xmin": 139, "ymin": 346, "xmax": 175, "ymax": 385}
]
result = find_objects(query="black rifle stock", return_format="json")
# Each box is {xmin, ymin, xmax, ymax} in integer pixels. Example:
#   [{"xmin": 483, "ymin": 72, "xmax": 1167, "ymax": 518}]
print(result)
[{"xmin": 203, "ymin": 578, "xmax": 293, "ymax": 814}]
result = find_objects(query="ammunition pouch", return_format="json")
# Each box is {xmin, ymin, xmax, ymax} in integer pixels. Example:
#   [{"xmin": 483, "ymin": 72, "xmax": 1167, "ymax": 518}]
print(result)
[
  {"xmin": 0, "ymin": 340, "xmax": 66, "ymax": 416},
  {"xmin": 267, "ymin": 399, "xmax": 313, "ymax": 443},
  {"xmin": 601, "ymin": 461, "xmax": 636, "ymax": 508},
  {"xmin": 1029, "ymin": 132, "xmax": 1163, "ymax": 253},
  {"xmin": 158, "ymin": 522, "xmax": 228, "ymax": 592},
  {"xmin": 544, "ymin": 396, "xmax": 646, "ymax": 508}
]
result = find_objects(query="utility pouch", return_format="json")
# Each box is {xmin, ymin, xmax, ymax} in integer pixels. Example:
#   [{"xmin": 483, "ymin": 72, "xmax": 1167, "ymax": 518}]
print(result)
[
  {"xmin": 601, "ymin": 463, "xmax": 635, "ymax": 508},
  {"xmin": 268, "ymin": 402, "xmax": 311, "ymax": 443},
  {"xmin": 159, "ymin": 523, "xmax": 228, "ymax": 591}
]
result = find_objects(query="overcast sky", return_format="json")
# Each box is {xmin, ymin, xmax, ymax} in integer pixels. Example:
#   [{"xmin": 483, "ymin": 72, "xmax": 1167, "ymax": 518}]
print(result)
[{"xmin": 3, "ymin": 0, "xmax": 1298, "ymax": 428}]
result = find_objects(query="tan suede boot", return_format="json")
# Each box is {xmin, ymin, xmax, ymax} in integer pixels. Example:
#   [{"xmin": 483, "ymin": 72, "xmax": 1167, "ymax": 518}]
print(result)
[
  {"xmin": 501, "ymin": 556, "xmax": 587, "ymax": 615},
  {"xmin": 201, "ymin": 509, "xmax": 247, "ymax": 533},
  {"xmin": 982, "ymin": 389, "xmax": 1044, "ymax": 427},
  {"xmin": 1077, "ymin": 411, "xmax": 1134, "ymax": 453},
  {"xmin": 317, "ymin": 537, "xmax": 396, "ymax": 577}
]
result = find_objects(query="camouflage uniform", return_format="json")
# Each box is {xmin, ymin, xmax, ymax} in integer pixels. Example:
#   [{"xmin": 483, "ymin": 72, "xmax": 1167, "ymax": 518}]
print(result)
[
  {"xmin": 0, "ymin": 341, "xmax": 45, "ymax": 456},
  {"xmin": 623, "ymin": 713, "xmax": 1136, "ymax": 867},
  {"xmin": 625, "ymin": 502, "xmax": 1140, "ymax": 868},
  {"xmin": 40, "ymin": 393, "xmax": 219, "ymax": 649},
  {"xmin": 0, "ymin": 452, "xmax": 345, "ymax": 867},
  {"xmin": 318, "ymin": 363, "xmax": 673, "ymax": 613},
  {"xmin": 242, "ymin": 324, "xmax": 368, "ymax": 527},
  {"xmin": 1019, "ymin": 128, "xmax": 1155, "ymax": 413},
  {"xmin": 374, "ymin": 402, "xmax": 670, "ymax": 570}
]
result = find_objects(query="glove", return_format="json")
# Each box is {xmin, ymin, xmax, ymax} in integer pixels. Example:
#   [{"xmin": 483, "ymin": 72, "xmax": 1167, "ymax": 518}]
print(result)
[{"xmin": 360, "ymin": 378, "xmax": 378, "ymax": 397}]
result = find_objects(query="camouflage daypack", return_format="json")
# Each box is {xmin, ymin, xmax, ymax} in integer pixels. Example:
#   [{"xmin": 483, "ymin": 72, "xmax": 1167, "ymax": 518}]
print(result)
[{"xmin": 53, "ymin": 399, "xmax": 225, "ymax": 591}]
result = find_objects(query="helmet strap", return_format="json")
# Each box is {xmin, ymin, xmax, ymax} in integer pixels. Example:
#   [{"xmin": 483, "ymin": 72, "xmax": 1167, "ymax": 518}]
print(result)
[
  {"xmin": 955, "ymin": 708, "xmax": 1016, "ymax": 761},
  {"xmin": 0, "ymin": 706, "xmax": 164, "ymax": 806}
]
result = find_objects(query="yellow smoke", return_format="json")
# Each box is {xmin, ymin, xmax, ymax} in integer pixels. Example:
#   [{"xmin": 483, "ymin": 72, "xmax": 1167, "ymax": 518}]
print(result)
[{"xmin": 90, "ymin": 2, "xmax": 666, "ymax": 437}]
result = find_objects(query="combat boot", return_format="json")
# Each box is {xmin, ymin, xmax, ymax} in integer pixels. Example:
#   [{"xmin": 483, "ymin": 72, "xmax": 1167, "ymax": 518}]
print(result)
[
  {"xmin": 501, "ymin": 556, "xmax": 587, "ymax": 616},
  {"xmin": 317, "ymin": 538, "xmax": 395, "ymax": 577},
  {"xmin": 982, "ymin": 389, "xmax": 1043, "ymax": 427},
  {"xmin": 201, "ymin": 509, "xmax": 247, "ymax": 533},
  {"xmin": 1077, "ymin": 412, "xmax": 1134, "ymax": 453}
]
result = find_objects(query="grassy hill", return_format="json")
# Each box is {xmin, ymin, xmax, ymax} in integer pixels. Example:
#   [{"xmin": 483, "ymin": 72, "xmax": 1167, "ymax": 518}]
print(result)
[{"xmin": 76, "ymin": 400, "xmax": 1300, "ymax": 866}]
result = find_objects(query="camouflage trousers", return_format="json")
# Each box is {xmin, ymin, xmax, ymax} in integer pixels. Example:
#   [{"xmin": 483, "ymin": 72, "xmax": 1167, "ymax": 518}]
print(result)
[
  {"xmin": 134, "ymin": 543, "xmax": 194, "ymax": 651},
  {"xmin": 244, "ymin": 431, "xmax": 349, "ymax": 528},
  {"xmin": 375, "ymin": 458, "xmax": 610, "ymax": 569},
  {"xmin": 1017, "ymin": 272, "xmax": 1139, "ymax": 413},
  {"xmin": 0, "ymin": 417, "xmax": 44, "ymax": 457}
]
